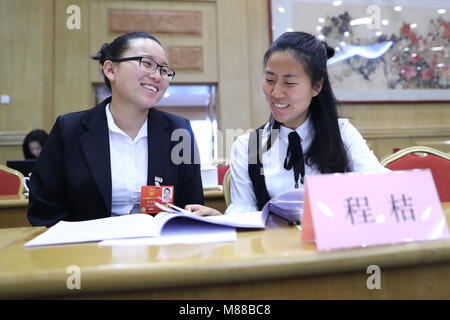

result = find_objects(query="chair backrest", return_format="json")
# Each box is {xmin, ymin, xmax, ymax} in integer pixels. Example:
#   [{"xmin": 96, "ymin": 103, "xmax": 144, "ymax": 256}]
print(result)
[
  {"xmin": 222, "ymin": 168, "xmax": 231, "ymax": 207},
  {"xmin": 0, "ymin": 164, "xmax": 25, "ymax": 197},
  {"xmin": 217, "ymin": 164, "xmax": 230, "ymax": 185},
  {"xmin": 380, "ymin": 146, "xmax": 450, "ymax": 202}
]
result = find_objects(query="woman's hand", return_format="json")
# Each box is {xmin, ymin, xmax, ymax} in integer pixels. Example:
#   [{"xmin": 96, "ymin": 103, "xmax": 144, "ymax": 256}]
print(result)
[{"xmin": 184, "ymin": 204, "xmax": 222, "ymax": 216}]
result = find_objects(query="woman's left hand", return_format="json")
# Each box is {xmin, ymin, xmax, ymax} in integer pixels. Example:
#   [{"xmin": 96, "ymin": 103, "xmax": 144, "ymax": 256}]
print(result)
[{"xmin": 184, "ymin": 204, "xmax": 222, "ymax": 216}]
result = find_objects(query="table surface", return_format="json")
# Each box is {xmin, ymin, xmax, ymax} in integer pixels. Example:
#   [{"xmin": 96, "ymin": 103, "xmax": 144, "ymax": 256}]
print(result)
[
  {"xmin": 0, "ymin": 190, "xmax": 226, "ymax": 228},
  {"xmin": 0, "ymin": 190, "xmax": 222, "ymax": 207},
  {"xmin": 0, "ymin": 203, "xmax": 449, "ymax": 299}
]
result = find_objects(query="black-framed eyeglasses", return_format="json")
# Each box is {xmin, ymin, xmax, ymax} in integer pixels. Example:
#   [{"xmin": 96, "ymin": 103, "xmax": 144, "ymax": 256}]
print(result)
[{"xmin": 110, "ymin": 56, "xmax": 175, "ymax": 81}]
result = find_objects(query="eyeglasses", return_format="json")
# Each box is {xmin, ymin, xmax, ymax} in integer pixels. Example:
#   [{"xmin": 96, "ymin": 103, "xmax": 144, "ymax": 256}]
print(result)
[{"xmin": 110, "ymin": 56, "xmax": 176, "ymax": 81}]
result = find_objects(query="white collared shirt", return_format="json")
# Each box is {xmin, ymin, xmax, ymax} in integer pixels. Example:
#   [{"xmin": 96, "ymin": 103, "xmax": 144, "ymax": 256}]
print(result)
[
  {"xmin": 225, "ymin": 116, "xmax": 389, "ymax": 214},
  {"xmin": 105, "ymin": 104, "xmax": 148, "ymax": 216}
]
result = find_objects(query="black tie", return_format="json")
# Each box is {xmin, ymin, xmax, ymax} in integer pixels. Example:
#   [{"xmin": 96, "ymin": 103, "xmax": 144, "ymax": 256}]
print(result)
[{"xmin": 284, "ymin": 131, "xmax": 305, "ymax": 188}]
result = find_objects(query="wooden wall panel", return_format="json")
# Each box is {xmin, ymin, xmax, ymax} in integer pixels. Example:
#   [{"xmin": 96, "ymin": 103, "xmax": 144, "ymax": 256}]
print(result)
[
  {"xmin": 108, "ymin": 9, "xmax": 203, "ymax": 35},
  {"xmin": 413, "ymin": 138, "xmax": 450, "ymax": 153},
  {"xmin": 169, "ymin": 46, "xmax": 203, "ymax": 71},
  {"xmin": 0, "ymin": 147, "xmax": 23, "ymax": 166},
  {"xmin": 246, "ymin": 0, "xmax": 271, "ymax": 129},
  {"xmin": 216, "ymin": 0, "xmax": 252, "ymax": 157},
  {"xmin": 54, "ymin": 0, "xmax": 92, "ymax": 117},
  {"xmin": 0, "ymin": 0, "xmax": 53, "ymax": 132},
  {"xmin": 90, "ymin": 0, "xmax": 217, "ymax": 84},
  {"xmin": 0, "ymin": 0, "xmax": 53, "ymax": 164},
  {"xmin": 340, "ymin": 103, "xmax": 450, "ymax": 160}
]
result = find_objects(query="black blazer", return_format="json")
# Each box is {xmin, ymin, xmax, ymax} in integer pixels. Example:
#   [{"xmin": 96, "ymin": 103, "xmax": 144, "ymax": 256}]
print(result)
[{"xmin": 28, "ymin": 97, "xmax": 204, "ymax": 227}]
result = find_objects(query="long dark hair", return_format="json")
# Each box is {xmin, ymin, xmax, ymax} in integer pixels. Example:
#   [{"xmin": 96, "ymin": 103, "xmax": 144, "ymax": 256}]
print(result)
[
  {"xmin": 92, "ymin": 32, "xmax": 161, "ymax": 91},
  {"xmin": 263, "ymin": 31, "xmax": 349, "ymax": 173},
  {"xmin": 23, "ymin": 129, "xmax": 48, "ymax": 159}
]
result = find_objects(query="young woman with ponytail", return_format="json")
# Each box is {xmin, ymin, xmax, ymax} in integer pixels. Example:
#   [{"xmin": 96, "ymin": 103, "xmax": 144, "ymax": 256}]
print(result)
[{"xmin": 186, "ymin": 31, "xmax": 388, "ymax": 216}]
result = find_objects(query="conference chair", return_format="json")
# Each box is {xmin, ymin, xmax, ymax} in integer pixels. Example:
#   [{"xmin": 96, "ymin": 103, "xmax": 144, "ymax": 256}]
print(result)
[
  {"xmin": 380, "ymin": 146, "xmax": 450, "ymax": 202},
  {"xmin": 223, "ymin": 168, "xmax": 231, "ymax": 207},
  {"xmin": 0, "ymin": 164, "xmax": 26, "ymax": 199},
  {"xmin": 217, "ymin": 164, "xmax": 229, "ymax": 186}
]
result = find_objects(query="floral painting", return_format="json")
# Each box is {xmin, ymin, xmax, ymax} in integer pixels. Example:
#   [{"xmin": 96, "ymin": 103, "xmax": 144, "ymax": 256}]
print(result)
[
  {"xmin": 270, "ymin": 0, "xmax": 450, "ymax": 101},
  {"xmin": 322, "ymin": 12, "xmax": 449, "ymax": 89}
]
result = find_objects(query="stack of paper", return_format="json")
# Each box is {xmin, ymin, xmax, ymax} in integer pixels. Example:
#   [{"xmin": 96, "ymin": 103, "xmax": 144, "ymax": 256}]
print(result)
[{"xmin": 24, "ymin": 204, "xmax": 268, "ymax": 247}]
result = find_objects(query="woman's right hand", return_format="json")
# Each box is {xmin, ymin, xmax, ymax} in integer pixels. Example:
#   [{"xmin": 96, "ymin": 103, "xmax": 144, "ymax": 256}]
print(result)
[{"xmin": 184, "ymin": 204, "xmax": 222, "ymax": 216}]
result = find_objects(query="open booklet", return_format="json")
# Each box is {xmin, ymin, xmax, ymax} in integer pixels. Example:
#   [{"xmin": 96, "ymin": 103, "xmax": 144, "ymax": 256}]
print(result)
[
  {"xmin": 100, "ymin": 191, "xmax": 305, "ymax": 247},
  {"xmin": 261, "ymin": 189, "xmax": 304, "ymax": 223},
  {"xmin": 24, "ymin": 203, "xmax": 268, "ymax": 247},
  {"xmin": 24, "ymin": 190, "xmax": 304, "ymax": 247}
]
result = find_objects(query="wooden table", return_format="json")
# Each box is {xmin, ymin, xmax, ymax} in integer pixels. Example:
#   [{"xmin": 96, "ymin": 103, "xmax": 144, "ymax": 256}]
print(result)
[
  {"xmin": 0, "ymin": 190, "xmax": 226, "ymax": 229},
  {"xmin": 0, "ymin": 203, "xmax": 449, "ymax": 299},
  {"xmin": 0, "ymin": 195, "xmax": 30, "ymax": 228}
]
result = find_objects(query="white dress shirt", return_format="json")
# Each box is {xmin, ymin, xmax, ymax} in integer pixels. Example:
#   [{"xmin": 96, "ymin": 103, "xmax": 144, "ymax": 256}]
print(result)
[
  {"xmin": 105, "ymin": 104, "xmax": 148, "ymax": 216},
  {"xmin": 225, "ymin": 116, "xmax": 389, "ymax": 214}
]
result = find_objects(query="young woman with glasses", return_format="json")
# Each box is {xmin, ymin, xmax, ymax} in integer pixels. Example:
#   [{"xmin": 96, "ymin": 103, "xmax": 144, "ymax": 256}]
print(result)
[{"xmin": 28, "ymin": 32, "xmax": 204, "ymax": 226}]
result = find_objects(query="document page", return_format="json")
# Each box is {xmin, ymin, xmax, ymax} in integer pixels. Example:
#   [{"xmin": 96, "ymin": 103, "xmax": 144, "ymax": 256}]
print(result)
[
  {"xmin": 24, "ymin": 214, "xmax": 158, "ymax": 247},
  {"xmin": 99, "ymin": 219, "xmax": 237, "ymax": 246},
  {"xmin": 156, "ymin": 202, "xmax": 268, "ymax": 228},
  {"xmin": 25, "ymin": 204, "xmax": 268, "ymax": 248}
]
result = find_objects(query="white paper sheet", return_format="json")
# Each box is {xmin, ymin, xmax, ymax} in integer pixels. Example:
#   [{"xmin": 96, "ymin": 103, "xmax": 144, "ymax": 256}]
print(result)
[
  {"xmin": 99, "ymin": 219, "xmax": 236, "ymax": 246},
  {"xmin": 24, "ymin": 214, "xmax": 158, "ymax": 247},
  {"xmin": 24, "ymin": 206, "xmax": 266, "ymax": 247},
  {"xmin": 156, "ymin": 202, "xmax": 267, "ymax": 228}
]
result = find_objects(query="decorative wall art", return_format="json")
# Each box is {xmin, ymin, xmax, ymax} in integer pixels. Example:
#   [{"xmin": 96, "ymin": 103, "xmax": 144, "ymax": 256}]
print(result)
[{"xmin": 270, "ymin": 0, "xmax": 449, "ymax": 102}]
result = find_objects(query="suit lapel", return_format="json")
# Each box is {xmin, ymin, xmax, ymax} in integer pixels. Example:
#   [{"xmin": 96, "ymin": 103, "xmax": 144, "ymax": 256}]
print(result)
[
  {"xmin": 147, "ymin": 108, "xmax": 171, "ymax": 186},
  {"xmin": 79, "ymin": 99, "xmax": 112, "ymax": 212},
  {"xmin": 77, "ymin": 102, "xmax": 171, "ymax": 212}
]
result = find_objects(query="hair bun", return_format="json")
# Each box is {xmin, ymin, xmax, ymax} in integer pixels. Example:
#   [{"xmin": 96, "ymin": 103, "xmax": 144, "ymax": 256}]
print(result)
[
  {"xmin": 92, "ymin": 43, "xmax": 110, "ymax": 64},
  {"xmin": 323, "ymin": 41, "xmax": 335, "ymax": 59}
]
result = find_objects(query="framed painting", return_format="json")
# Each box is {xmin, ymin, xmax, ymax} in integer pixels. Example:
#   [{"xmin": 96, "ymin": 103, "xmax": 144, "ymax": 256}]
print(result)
[{"xmin": 269, "ymin": 0, "xmax": 450, "ymax": 102}]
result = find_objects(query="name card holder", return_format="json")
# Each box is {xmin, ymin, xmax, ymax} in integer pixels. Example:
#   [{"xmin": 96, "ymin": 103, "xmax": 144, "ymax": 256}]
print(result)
[{"xmin": 301, "ymin": 170, "xmax": 449, "ymax": 251}]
